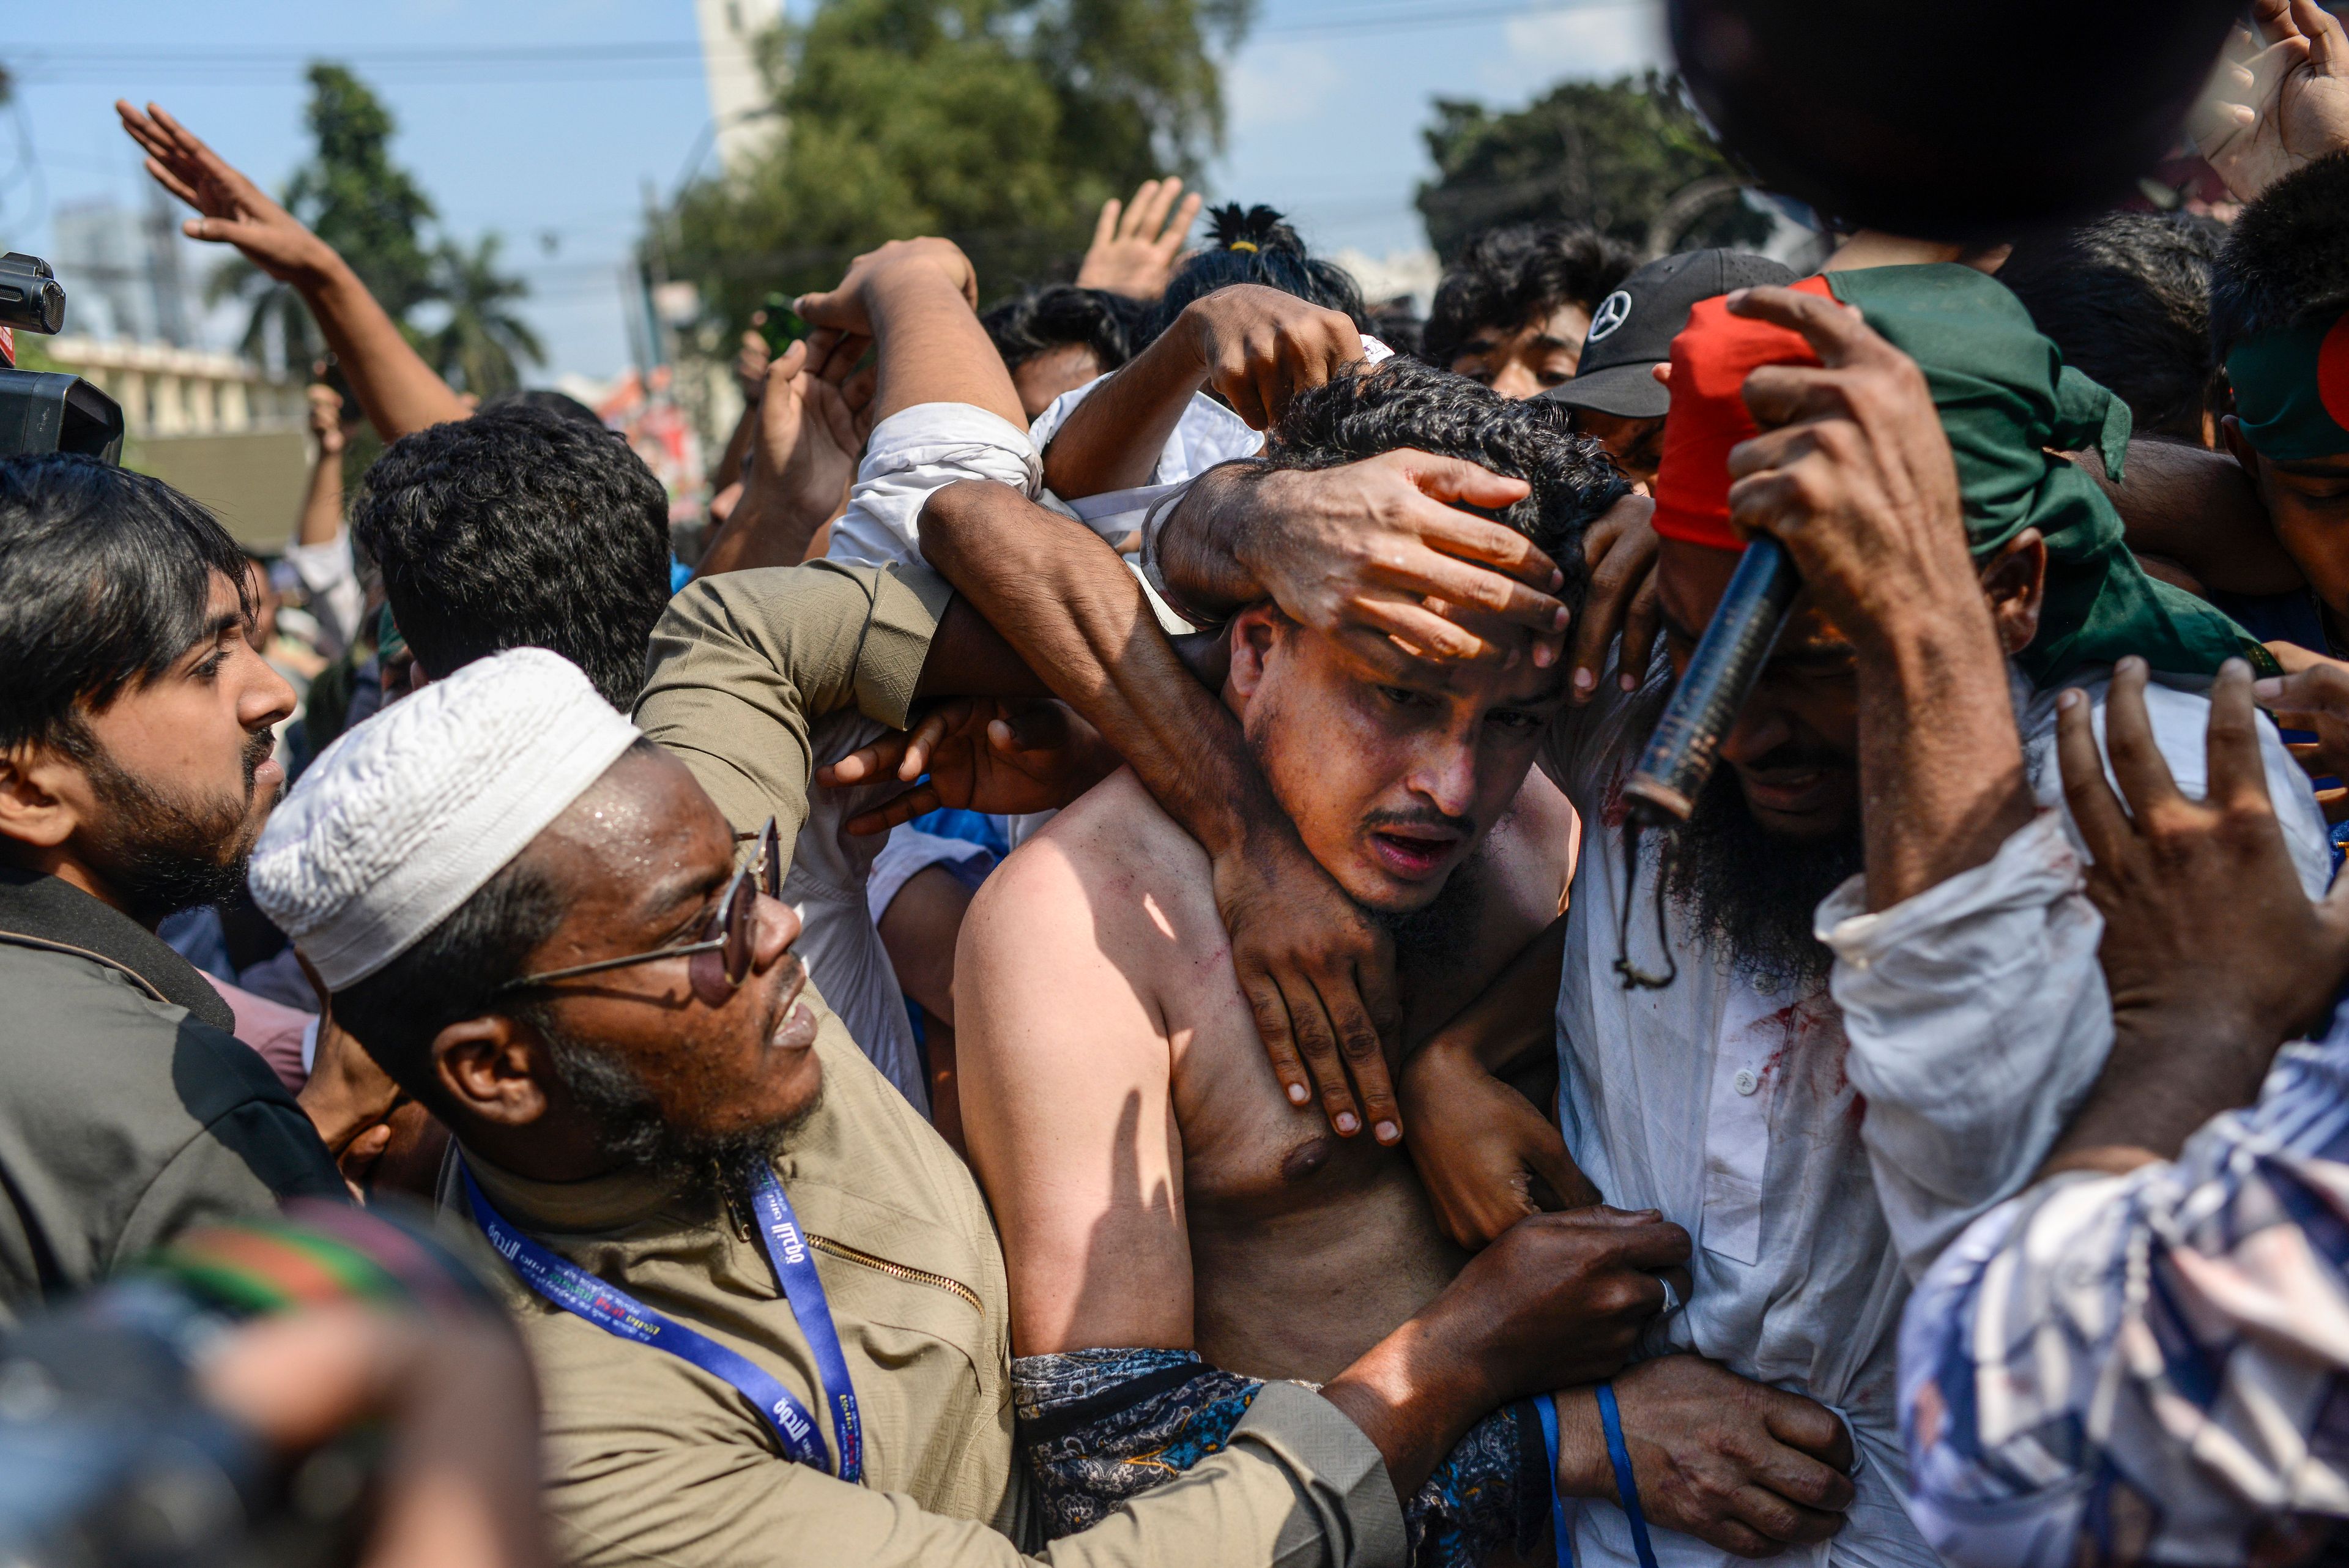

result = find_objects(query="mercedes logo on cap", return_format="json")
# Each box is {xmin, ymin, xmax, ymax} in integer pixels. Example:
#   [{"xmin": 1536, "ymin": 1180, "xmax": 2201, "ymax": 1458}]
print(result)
[{"xmin": 1585, "ymin": 290, "xmax": 1633, "ymax": 343}]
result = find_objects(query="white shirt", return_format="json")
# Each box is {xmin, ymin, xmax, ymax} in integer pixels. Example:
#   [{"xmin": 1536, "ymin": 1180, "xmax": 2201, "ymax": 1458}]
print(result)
[
  {"xmin": 783, "ymin": 708, "xmax": 930, "ymax": 1115},
  {"xmin": 281, "ymin": 528, "xmax": 366, "ymax": 658},
  {"xmin": 1543, "ymin": 655, "xmax": 2331, "ymax": 1568}
]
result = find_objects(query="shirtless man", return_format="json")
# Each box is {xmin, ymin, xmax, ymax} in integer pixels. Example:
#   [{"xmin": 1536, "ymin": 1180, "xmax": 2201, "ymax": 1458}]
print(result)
[{"xmin": 947, "ymin": 360, "xmax": 1858, "ymax": 1561}]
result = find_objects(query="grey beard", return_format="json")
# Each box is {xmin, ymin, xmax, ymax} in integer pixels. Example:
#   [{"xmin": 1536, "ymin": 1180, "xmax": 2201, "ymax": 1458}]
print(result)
[
  {"xmin": 1663, "ymin": 765, "xmax": 1862, "ymax": 994},
  {"xmin": 544, "ymin": 1031, "xmax": 818, "ymax": 1195}
]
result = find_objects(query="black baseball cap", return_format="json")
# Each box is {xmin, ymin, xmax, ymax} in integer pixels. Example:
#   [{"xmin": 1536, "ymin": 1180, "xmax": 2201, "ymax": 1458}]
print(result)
[{"xmin": 1542, "ymin": 250, "xmax": 1798, "ymax": 420}]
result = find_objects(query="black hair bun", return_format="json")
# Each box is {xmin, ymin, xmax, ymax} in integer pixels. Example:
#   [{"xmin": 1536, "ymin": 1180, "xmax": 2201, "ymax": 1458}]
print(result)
[{"xmin": 1206, "ymin": 203, "xmax": 1304, "ymax": 257}]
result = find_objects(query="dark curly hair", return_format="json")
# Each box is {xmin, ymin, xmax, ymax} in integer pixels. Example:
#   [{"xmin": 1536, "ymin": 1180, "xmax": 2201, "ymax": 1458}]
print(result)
[
  {"xmin": 2001, "ymin": 211, "xmax": 2222, "ymax": 443},
  {"xmin": 1261, "ymin": 358, "xmax": 1630, "ymax": 605},
  {"xmin": 352, "ymin": 404, "xmax": 672, "ymax": 712},
  {"xmin": 981, "ymin": 284, "xmax": 1143, "ymax": 375},
  {"xmin": 2212, "ymin": 149, "xmax": 2349, "ymax": 355},
  {"xmin": 1420, "ymin": 225, "xmax": 1636, "ymax": 370},
  {"xmin": 1143, "ymin": 204, "xmax": 1367, "ymax": 349}
]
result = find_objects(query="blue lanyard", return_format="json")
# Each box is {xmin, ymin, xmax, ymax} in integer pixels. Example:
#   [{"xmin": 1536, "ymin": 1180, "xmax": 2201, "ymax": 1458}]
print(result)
[
  {"xmin": 461, "ymin": 1164, "xmax": 863, "ymax": 1482},
  {"xmin": 1533, "ymin": 1395, "xmax": 1578, "ymax": 1568}
]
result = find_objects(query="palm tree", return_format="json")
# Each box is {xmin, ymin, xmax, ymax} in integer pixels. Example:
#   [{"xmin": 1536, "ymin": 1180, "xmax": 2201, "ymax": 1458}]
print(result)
[
  {"xmin": 208, "ymin": 256, "xmax": 325, "ymax": 371},
  {"xmin": 424, "ymin": 233, "xmax": 543, "ymax": 399}
]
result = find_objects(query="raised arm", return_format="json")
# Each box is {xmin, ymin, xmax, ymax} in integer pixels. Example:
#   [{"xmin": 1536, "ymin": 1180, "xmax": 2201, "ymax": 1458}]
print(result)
[
  {"xmin": 795, "ymin": 237, "xmax": 1025, "ymax": 429},
  {"xmin": 635, "ymin": 558, "xmax": 1044, "ymax": 857},
  {"xmin": 1900, "ymin": 660, "xmax": 2349, "ymax": 1568},
  {"xmin": 919, "ymin": 478, "xmax": 1408, "ymax": 1143},
  {"xmin": 696, "ymin": 332, "xmax": 874, "ymax": 575},
  {"xmin": 1041, "ymin": 284, "xmax": 1359, "ymax": 498},
  {"xmin": 1725, "ymin": 284, "xmax": 2034, "ymax": 910},
  {"xmin": 295, "ymin": 383, "xmax": 347, "ymax": 547},
  {"xmin": 117, "ymin": 102, "xmax": 472, "ymax": 442},
  {"xmin": 2043, "ymin": 657, "xmax": 2349, "ymax": 1176}
]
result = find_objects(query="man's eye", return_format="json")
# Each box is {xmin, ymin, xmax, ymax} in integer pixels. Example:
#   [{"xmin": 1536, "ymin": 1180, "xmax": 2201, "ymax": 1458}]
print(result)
[
  {"xmin": 1379, "ymin": 685, "xmax": 1430, "ymax": 708},
  {"xmin": 1488, "ymin": 710, "xmax": 1543, "ymax": 734}
]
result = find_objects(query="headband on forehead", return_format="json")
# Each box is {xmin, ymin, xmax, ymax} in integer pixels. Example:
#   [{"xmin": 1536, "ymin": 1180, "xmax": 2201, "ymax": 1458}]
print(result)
[
  {"xmin": 1646, "ymin": 261, "xmax": 2265, "ymax": 683},
  {"xmin": 2228, "ymin": 308, "xmax": 2349, "ymax": 463},
  {"xmin": 1649, "ymin": 277, "xmax": 1835, "ymax": 552}
]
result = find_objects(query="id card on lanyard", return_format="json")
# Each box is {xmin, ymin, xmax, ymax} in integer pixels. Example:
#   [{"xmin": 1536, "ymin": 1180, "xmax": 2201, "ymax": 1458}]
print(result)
[{"xmin": 462, "ymin": 1163, "xmax": 863, "ymax": 1482}]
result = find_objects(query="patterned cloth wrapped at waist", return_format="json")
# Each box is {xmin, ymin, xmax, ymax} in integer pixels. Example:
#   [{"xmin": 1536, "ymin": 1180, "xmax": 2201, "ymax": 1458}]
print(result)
[{"xmin": 1014, "ymin": 1347, "xmax": 1548, "ymax": 1568}]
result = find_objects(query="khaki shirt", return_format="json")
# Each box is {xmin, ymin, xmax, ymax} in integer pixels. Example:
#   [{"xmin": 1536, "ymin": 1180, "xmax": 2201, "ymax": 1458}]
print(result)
[{"xmin": 454, "ymin": 560, "xmax": 1405, "ymax": 1567}]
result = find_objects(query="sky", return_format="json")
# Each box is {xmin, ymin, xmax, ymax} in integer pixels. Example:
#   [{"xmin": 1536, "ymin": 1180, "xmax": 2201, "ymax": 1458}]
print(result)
[{"xmin": 5, "ymin": 0, "xmax": 1669, "ymax": 384}]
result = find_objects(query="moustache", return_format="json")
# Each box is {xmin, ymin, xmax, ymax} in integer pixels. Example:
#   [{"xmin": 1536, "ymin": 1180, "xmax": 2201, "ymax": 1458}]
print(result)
[
  {"xmin": 1360, "ymin": 806, "xmax": 1477, "ymax": 838},
  {"xmin": 241, "ymin": 728, "xmax": 276, "ymax": 797}
]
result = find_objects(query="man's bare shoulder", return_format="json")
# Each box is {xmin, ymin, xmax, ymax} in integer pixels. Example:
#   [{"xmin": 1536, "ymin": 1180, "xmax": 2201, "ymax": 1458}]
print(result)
[{"xmin": 962, "ymin": 767, "xmax": 1223, "ymax": 972}]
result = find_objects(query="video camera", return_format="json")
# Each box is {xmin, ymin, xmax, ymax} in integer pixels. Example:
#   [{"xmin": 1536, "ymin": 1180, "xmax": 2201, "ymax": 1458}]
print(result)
[{"xmin": 0, "ymin": 251, "xmax": 127, "ymax": 464}]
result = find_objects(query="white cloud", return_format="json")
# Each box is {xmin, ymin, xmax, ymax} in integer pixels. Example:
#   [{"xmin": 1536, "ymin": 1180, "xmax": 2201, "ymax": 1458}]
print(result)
[
  {"xmin": 1481, "ymin": 1, "xmax": 1671, "ymax": 99},
  {"xmin": 1229, "ymin": 42, "xmax": 1346, "ymax": 131}
]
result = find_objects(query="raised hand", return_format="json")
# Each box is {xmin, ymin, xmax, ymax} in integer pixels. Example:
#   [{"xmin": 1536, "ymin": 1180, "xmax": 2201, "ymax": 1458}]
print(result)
[
  {"xmin": 1557, "ymin": 1355, "xmax": 1856, "ymax": 1557},
  {"xmin": 2060, "ymin": 659, "xmax": 2349, "ymax": 1099},
  {"xmin": 795, "ymin": 236, "xmax": 978, "ymax": 339},
  {"xmin": 2190, "ymin": 0, "xmax": 2349, "ymax": 204},
  {"xmin": 307, "ymin": 381, "xmax": 347, "ymax": 456},
  {"xmin": 1174, "ymin": 282, "xmax": 1364, "ymax": 431},
  {"xmin": 699, "ymin": 330, "xmax": 874, "ymax": 574},
  {"xmin": 116, "ymin": 100, "xmax": 335, "ymax": 283},
  {"xmin": 817, "ymin": 696, "xmax": 1119, "ymax": 831},
  {"xmin": 1077, "ymin": 177, "xmax": 1205, "ymax": 300},
  {"xmin": 734, "ymin": 325, "xmax": 774, "ymax": 403},
  {"xmin": 1724, "ymin": 284, "xmax": 1975, "ymax": 655}
]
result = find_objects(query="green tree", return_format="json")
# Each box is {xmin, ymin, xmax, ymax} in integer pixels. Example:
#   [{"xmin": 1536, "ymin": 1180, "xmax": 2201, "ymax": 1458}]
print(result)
[
  {"xmin": 211, "ymin": 64, "xmax": 500, "ymax": 371},
  {"xmin": 424, "ymin": 233, "xmax": 544, "ymax": 398},
  {"xmin": 1416, "ymin": 70, "xmax": 1772, "ymax": 262},
  {"xmin": 666, "ymin": 0, "xmax": 1253, "ymax": 329}
]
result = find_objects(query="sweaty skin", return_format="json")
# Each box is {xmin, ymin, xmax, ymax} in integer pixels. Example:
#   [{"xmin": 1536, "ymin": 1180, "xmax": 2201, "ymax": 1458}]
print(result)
[{"xmin": 956, "ymin": 617, "xmax": 1572, "ymax": 1380}]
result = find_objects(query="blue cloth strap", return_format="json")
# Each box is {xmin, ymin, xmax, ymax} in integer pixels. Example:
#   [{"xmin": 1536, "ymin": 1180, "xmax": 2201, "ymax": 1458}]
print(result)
[
  {"xmin": 743, "ymin": 1167, "xmax": 864, "ymax": 1482},
  {"xmin": 1597, "ymin": 1381, "xmax": 1660, "ymax": 1568},
  {"xmin": 1534, "ymin": 1394, "xmax": 1578, "ymax": 1568},
  {"xmin": 462, "ymin": 1164, "xmax": 861, "ymax": 1481}
]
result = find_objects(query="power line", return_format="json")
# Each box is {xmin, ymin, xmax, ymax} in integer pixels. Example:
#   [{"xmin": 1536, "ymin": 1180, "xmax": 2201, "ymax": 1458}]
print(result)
[{"xmin": 8, "ymin": 1, "xmax": 1658, "ymax": 84}]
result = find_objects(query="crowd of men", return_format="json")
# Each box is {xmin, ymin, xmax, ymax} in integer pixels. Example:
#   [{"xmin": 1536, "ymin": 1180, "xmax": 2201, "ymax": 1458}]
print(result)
[{"xmin": 12, "ymin": 6, "xmax": 2349, "ymax": 1566}]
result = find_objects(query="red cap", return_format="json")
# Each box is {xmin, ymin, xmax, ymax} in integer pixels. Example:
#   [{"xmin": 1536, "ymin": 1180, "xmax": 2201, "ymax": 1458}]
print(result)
[{"xmin": 1649, "ymin": 275, "xmax": 1834, "ymax": 552}]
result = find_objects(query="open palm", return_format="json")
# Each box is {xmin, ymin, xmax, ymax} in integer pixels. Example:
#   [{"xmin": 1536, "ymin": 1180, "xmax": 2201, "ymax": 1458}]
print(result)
[
  {"xmin": 116, "ymin": 100, "xmax": 329, "ymax": 282},
  {"xmin": 2191, "ymin": 0, "xmax": 2349, "ymax": 203}
]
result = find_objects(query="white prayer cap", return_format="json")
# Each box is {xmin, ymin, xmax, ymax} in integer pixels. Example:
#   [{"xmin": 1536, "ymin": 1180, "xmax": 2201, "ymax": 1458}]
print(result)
[{"xmin": 250, "ymin": 647, "xmax": 640, "ymax": 990}]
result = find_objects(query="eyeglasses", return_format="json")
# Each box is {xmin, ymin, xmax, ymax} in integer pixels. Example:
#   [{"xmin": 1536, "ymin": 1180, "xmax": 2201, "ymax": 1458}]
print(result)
[{"xmin": 497, "ymin": 818, "xmax": 782, "ymax": 1005}]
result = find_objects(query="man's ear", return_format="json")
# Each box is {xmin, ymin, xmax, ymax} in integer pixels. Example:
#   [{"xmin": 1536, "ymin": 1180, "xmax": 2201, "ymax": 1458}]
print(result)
[
  {"xmin": 1223, "ymin": 604, "xmax": 1285, "ymax": 705},
  {"xmin": 2220, "ymin": 414, "xmax": 2267, "ymax": 498},
  {"xmin": 0, "ymin": 746, "xmax": 86, "ymax": 852},
  {"xmin": 433, "ymin": 1014, "xmax": 553, "ymax": 1129},
  {"xmin": 1980, "ymin": 527, "xmax": 2047, "ymax": 658}
]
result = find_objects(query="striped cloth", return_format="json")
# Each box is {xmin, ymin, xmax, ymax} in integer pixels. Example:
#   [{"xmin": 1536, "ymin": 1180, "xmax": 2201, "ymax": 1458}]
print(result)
[{"xmin": 1898, "ymin": 1000, "xmax": 2349, "ymax": 1566}]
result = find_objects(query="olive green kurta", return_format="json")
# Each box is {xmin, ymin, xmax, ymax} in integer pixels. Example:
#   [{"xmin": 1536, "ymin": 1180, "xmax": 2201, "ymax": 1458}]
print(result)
[{"xmin": 451, "ymin": 559, "xmax": 1406, "ymax": 1567}]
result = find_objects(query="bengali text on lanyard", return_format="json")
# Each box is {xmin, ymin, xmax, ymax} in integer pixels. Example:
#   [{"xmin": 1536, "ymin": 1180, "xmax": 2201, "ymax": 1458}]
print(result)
[{"xmin": 461, "ymin": 1162, "xmax": 863, "ymax": 1482}]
